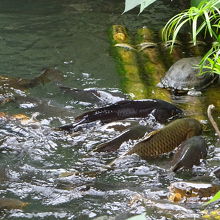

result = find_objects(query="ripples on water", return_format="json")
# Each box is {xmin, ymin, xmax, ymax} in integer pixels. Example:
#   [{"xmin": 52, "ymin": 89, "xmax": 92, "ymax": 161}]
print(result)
[{"xmin": 0, "ymin": 0, "xmax": 220, "ymax": 219}]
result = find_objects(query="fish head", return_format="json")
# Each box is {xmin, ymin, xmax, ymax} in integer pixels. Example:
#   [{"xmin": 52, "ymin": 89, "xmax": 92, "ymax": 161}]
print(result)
[{"xmin": 153, "ymin": 105, "xmax": 183, "ymax": 123}]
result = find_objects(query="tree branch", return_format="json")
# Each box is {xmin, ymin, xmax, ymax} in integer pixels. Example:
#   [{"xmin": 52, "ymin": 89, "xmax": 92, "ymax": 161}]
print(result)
[{"xmin": 207, "ymin": 104, "xmax": 220, "ymax": 138}]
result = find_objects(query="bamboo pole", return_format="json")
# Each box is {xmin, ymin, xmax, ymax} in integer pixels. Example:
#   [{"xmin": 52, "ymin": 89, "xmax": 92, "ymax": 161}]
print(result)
[
  {"xmin": 109, "ymin": 25, "xmax": 148, "ymax": 100},
  {"xmin": 135, "ymin": 27, "xmax": 171, "ymax": 101}
]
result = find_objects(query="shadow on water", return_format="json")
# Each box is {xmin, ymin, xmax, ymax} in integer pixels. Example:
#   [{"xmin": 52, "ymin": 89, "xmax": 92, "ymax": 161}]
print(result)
[{"xmin": 0, "ymin": 0, "xmax": 220, "ymax": 219}]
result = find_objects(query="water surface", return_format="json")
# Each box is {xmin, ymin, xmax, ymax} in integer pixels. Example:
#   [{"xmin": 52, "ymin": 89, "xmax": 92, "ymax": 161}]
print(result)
[{"xmin": 0, "ymin": 1, "xmax": 219, "ymax": 219}]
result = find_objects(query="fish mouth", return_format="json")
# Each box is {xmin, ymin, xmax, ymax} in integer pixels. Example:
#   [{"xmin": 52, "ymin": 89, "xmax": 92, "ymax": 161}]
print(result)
[
  {"xmin": 168, "ymin": 109, "xmax": 184, "ymax": 122},
  {"xmin": 175, "ymin": 106, "xmax": 184, "ymax": 115}
]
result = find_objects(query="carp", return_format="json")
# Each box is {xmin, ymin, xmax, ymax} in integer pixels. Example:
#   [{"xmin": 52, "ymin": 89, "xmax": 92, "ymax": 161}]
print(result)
[
  {"xmin": 171, "ymin": 136, "xmax": 207, "ymax": 172},
  {"xmin": 58, "ymin": 99, "xmax": 183, "ymax": 131},
  {"xmin": 123, "ymin": 118, "xmax": 202, "ymax": 159}
]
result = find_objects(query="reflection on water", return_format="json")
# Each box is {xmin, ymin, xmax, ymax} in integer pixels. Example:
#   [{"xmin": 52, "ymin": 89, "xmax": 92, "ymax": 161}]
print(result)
[{"xmin": 0, "ymin": 0, "xmax": 220, "ymax": 219}]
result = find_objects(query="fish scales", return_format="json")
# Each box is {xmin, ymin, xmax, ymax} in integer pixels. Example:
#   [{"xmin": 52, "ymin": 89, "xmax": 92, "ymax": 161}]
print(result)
[{"xmin": 125, "ymin": 118, "xmax": 202, "ymax": 158}]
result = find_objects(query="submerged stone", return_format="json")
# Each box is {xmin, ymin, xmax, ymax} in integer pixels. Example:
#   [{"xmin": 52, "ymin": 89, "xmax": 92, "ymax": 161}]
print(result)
[{"xmin": 169, "ymin": 181, "xmax": 220, "ymax": 203}]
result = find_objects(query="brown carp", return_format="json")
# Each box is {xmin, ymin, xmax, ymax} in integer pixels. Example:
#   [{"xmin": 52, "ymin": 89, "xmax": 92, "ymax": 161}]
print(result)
[
  {"xmin": 123, "ymin": 118, "xmax": 202, "ymax": 159},
  {"xmin": 58, "ymin": 99, "xmax": 183, "ymax": 131},
  {"xmin": 171, "ymin": 136, "xmax": 207, "ymax": 172}
]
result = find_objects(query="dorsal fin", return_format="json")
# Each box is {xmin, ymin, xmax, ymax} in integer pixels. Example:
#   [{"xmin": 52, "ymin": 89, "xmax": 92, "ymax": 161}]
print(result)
[{"xmin": 142, "ymin": 129, "xmax": 161, "ymax": 141}]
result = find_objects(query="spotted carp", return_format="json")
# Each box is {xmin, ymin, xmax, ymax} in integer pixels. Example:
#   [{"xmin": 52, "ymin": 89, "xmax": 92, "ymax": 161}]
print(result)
[
  {"xmin": 171, "ymin": 136, "xmax": 207, "ymax": 172},
  {"xmin": 58, "ymin": 99, "xmax": 183, "ymax": 131},
  {"xmin": 169, "ymin": 181, "xmax": 220, "ymax": 202},
  {"xmin": 123, "ymin": 118, "xmax": 202, "ymax": 159}
]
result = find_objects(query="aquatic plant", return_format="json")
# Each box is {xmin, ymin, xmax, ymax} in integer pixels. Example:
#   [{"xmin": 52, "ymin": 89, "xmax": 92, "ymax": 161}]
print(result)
[
  {"xmin": 163, "ymin": 0, "xmax": 220, "ymax": 46},
  {"xmin": 205, "ymin": 190, "xmax": 220, "ymax": 205},
  {"xmin": 199, "ymin": 40, "xmax": 220, "ymax": 74},
  {"xmin": 162, "ymin": 0, "xmax": 220, "ymax": 74},
  {"xmin": 124, "ymin": 0, "xmax": 220, "ymax": 74}
]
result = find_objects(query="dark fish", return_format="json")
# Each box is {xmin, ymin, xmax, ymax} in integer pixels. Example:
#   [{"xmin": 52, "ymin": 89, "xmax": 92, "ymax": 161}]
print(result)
[
  {"xmin": 59, "ymin": 86, "xmax": 101, "ymax": 103},
  {"xmin": 58, "ymin": 99, "xmax": 183, "ymax": 131},
  {"xmin": 171, "ymin": 136, "xmax": 207, "ymax": 172},
  {"xmin": 93, "ymin": 125, "xmax": 153, "ymax": 152},
  {"xmin": 124, "ymin": 118, "xmax": 202, "ymax": 159},
  {"xmin": 59, "ymin": 86, "xmax": 124, "ymax": 104}
]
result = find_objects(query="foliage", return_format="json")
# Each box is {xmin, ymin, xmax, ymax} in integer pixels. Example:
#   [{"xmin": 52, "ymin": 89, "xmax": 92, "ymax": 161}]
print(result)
[
  {"xmin": 162, "ymin": 0, "xmax": 220, "ymax": 48},
  {"xmin": 123, "ymin": 0, "xmax": 220, "ymax": 74},
  {"xmin": 191, "ymin": 0, "xmax": 206, "ymax": 7},
  {"xmin": 123, "ymin": 0, "xmax": 157, "ymax": 14},
  {"xmin": 162, "ymin": 0, "xmax": 220, "ymax": 74},
  {"xmin": 199, "ymin": 40, "xmax": 220, "ymax": 74},
  {"xmin": 205, "ymin": 191, "xmax": 220, "ymax": 205},
  {"xmin": 123, "ymin": 0, "xmax": 205, "ymax": 14}
]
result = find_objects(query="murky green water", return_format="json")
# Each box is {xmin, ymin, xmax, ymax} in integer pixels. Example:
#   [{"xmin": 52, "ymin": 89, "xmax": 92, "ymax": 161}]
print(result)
[{"xmin": 0, "ymin": 0, "xmax": 220, "ymax": 219}]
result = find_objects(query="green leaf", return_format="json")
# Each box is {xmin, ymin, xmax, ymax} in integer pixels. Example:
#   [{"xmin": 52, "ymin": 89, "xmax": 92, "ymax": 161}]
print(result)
[
  {"xmin": 192, "ymin": 15, "xmax": 199, "ymax": 44},
  {"xmin": 191, "ymin": 0, "xmax": 208, "ymax": 7},
  {"xmin": 123, "ymin": 0, "xmax": 157, "ymax": 14},
  {"xmin": 123, "ymin": 0, "xmax": 141, "ymax": 13},
  {"xmin": 139, "ymin": 0, "xmax": 157, "ymax": 14},
  {"xmin": 204, "ymin": 191, "xmax": 220, "ymax": 205},
  {"xmin": 203, "ymin": 10, "xmax": 213, "ymax": 37}
]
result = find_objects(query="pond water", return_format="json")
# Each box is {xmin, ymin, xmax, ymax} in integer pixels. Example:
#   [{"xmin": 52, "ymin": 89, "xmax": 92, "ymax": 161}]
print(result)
[{"xmin": 0, "ymin": 0, "xmax": 220, "ymax": 219}]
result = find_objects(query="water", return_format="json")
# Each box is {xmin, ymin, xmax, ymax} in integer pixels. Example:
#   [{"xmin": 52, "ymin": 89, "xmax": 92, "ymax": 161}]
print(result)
[{"xmin": 0, "ymin": 0, "xmax": 219, "ymax": 219}]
